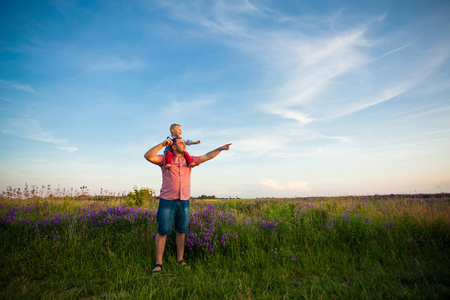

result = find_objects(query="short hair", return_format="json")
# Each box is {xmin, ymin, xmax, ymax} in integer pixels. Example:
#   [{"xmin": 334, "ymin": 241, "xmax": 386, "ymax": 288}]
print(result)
[
  {"xmin": 170, "ymin": 123, "xmax": 181, "ymax": 133},
  {"xmin": 171, "ymin": 137, "xmax": 181, "ymax": 145}
]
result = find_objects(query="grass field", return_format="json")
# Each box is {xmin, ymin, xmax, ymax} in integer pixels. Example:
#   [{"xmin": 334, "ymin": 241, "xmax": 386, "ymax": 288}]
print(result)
[{"xmin": 1, "ymin": 188, "xmax": 449, "ymax": 299}]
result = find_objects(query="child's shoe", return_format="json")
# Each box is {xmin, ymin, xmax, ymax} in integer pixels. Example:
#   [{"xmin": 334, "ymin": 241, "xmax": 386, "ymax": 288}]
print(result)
[
  {"xmin": 164, "ymin": 151, "xmax": 173, "ymax": 170},
  {"xmin": 184, "ymin": 151, "xmax": 195, "ymax": 168}
]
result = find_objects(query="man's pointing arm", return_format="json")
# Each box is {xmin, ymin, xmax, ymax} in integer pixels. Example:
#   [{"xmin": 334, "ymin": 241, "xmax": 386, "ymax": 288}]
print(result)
[{"xmin": 198, "ymin": 143, "xmax": 232, "ymax": 164}]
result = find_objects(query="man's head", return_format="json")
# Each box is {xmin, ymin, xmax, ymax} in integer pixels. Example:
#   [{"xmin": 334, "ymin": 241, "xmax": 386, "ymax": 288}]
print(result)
[
  {"xmin": 171, "ymin": 137, "xmax": 186, "ymax": 156},
  {"xmin": 170, "ymin": 124, "xmax": 182, "ymax": 138}
]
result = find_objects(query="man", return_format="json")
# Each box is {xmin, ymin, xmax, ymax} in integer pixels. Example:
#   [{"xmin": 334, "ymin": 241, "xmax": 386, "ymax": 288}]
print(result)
[{"xmin": 144, "ymin": 137, "xmax": 231, "ymax": 274}]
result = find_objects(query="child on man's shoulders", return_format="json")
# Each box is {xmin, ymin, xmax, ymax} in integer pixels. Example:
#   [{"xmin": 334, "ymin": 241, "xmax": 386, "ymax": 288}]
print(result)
[{"xmin": 164, "ymin": 123, "xmax": 200, "ymax": 170}]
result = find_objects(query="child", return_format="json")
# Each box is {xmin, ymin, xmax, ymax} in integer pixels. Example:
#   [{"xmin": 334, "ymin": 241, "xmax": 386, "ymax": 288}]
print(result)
[{"xmin": 164, "ymin": 123, "xmax": 200, "ymax": 170}]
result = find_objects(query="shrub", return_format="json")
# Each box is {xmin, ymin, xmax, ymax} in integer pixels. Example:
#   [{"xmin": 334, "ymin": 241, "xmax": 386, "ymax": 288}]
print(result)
[{"xmin": 125, "ymin": 186, "xmax": 155, "ymax": 208}]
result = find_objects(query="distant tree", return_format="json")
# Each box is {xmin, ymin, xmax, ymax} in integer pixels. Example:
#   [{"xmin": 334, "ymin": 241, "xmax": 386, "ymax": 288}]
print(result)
[{"xmin": 197, "ymin": 195, "xmax": 216, "ymax": 199}]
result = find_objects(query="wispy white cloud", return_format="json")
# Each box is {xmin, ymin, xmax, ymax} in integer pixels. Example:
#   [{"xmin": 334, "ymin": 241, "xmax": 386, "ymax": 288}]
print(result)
[
  {"xmin": 57, "ymin": 147, "xmax": 79, "ymax": 152},
  {"xmin": 0, "ymin": 170, "xmax": 29, "ymax": 179},
  {"xmin": 256, "ymin": 26, "xmax": 370, "ymax": 110},
  {"xmin": 388, "ymin": 101, "xmax": 446, "ymax": 118},
  {"xmin": 268, "ymin": 147, "xmax": 325, "ymax": 158},
  {"xmin": 1, "ymin": 118, "xmax": 77, "ymax": 152},
  {"xmin": 160, "ymin": 0, "xmax": 261, "ymax": 37},
  {"xmin": 316, "ymin": 135, "xmax": 352, "ymax": 143},
  {"xmin": 376, "ymin": 128, "xmax": 450, "ymax": 149},
  {"xmin": 258, "ymin": 28, "xmax": 392, "ymax": 123},
  {"xmin": 57, "ymin": 84, "xmax": 81, "ymax": 103},
  {"xmin": 364, "ymin": 138, "xmax": 448, "ymax": 155},
  {"xmin": 84, "ymin": 56, "xmax": 146, "ymax": 72},
  {"xmin": 1, "ymin": 118, "xmax": 68, "ymax": 144},
  {"xmin": 260, "ymin": 178, "xmax": 309, "ymax": 191},
  {"xmin": 161, "ymin": 94, "xmax": 219, "ymax": 118},
  {"xmin": 398, "ymin": 105, "xmax": 450, "ymax": 120},
  {"xmin": 60, "ymin": 50, "xmax": 146, "ymax": 72},
  {"xmin": 0, "ymin": 79, "xmax": 37, "ymax": 94},
  {"xmin": 209, "ymin": 122, "xmax": 353, "ymax": 159},
  {"xmin": 260, "ymin": 107, "xmax": 313, "ymax": 125},
  {"xmin": 172, "ymin": 97, "xmax": 216, "ymax": 111},
  {"xmin": 330, "ymin": 51, "xmax": 449, "ymax": 120},
  {"xmin": 267, "ymin": 32, "xmax": 449, "ymax": 125},
  {"xmin": 234, "ymin": 138, "xmax": 282, "ymax": 156},
  {"xmin": 363, "ymin": 42, "xmax": 414, "ymax": 65},
  {"xmin": 329, "ymin": 84, "xmax": 409, "ymax": 120}
]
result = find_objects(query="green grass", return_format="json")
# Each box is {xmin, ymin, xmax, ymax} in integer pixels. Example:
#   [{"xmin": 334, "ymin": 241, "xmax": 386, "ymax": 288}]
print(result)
[{"xmin": 1, "ymin": 194, "xmax": 449, "ymax": 299}]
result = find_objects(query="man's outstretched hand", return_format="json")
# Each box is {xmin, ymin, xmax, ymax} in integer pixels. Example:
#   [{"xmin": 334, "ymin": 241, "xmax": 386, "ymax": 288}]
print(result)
[
  {"xmin": 197, "ymin": 143, "xmax": 232, "ymax": 164},
  {"xmin": 219, "ymin": 143, "xmax": 232, "ymax": 151}
]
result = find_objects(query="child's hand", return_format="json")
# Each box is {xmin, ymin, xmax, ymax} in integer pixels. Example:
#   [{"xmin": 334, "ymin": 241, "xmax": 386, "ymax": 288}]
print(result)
[
  {"xmin": 162, "ymin": 139, "xmax": 173, "ymax": 147},
  {"xmin": 194, "ymin": 140, "xmax": 201, "ymax": 144}
]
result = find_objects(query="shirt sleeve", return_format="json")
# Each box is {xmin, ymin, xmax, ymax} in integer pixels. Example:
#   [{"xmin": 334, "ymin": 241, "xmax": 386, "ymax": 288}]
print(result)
[
  {"xmin": 184, "ymin": 139, "xmax": 193, "ymax": 146},
  {"xmin": 151, "ymin": 155, "xmax": 165, "ymax": 167},
  {"xmin": 191, "ymin": 156, "xmax": 201, "ymax": 167}
]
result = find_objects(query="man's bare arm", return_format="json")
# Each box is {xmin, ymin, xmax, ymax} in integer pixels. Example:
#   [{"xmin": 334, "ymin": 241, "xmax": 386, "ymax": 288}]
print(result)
[
  {"xmin": 144, "ymin": 139, "xmax": 172, "ymax": 164},
  {"xmin": 198, "ymin": 143, "xmax": 232, "ymax": 164}
]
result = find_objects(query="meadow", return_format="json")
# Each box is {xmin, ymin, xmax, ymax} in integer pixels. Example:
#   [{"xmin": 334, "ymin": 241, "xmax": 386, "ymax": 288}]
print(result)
[{"xmin": 1, "ymin": 186, "xmax": 449, "ymax": 299}]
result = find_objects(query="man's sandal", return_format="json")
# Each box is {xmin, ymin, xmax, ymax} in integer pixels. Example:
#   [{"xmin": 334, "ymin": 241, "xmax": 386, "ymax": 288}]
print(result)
[
  {"xmin": 152, "ymin": 264, "xmax": 163, "ymax": 274},
  {"xmin": 177, "ymin": 260, "xmax": 191, "ymax": 269}
]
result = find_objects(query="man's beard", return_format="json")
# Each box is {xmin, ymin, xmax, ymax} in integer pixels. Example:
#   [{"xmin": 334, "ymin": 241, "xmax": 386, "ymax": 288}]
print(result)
[{"xmin": 174, "ymin": 148, "xmax": 186, "ymax": 155}]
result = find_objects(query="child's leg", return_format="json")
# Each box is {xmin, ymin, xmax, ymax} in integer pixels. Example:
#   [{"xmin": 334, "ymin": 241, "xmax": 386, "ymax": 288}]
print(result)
[
  {"xmin": 165, "ymin": 150, "xmax": 174, "ymax": 169},
  {"xmin": 183, "ymin": 151, "xmax": 195, "ymax": 168}
]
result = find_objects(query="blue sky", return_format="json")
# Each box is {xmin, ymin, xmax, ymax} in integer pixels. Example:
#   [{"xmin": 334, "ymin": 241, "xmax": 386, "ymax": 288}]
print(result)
[{"xmin": 1, "ymin": 0, "xmax": 449, "ymax": 198}]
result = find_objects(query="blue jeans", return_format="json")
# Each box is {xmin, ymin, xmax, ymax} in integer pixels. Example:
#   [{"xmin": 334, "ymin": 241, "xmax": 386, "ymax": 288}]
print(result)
[{"xmin": 156, "ymin": 198, "xmax": 190, "ymax": 235}]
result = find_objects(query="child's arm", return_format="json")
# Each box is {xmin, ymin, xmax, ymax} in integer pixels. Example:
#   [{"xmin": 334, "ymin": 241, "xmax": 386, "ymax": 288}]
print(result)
[{"xmin": 185, "ymin": 139, "xmax": 201, "ymax": 146}]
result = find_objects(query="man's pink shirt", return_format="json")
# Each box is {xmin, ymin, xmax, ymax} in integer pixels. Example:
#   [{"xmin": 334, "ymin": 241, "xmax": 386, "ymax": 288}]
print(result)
[{"xmin": 152, "ymin": 155, "xmax": 200, "ymax": 201}]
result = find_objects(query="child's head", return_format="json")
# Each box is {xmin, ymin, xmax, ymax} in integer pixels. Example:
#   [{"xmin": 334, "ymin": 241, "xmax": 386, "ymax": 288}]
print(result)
[{"xmin": 170, "ymin": 123, "xmax": 182, "ymax": 138}]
